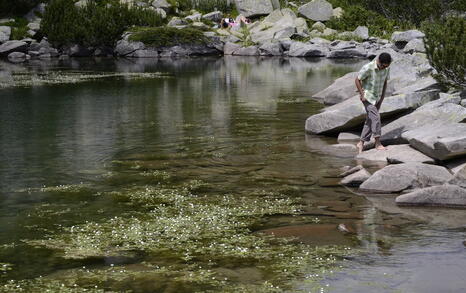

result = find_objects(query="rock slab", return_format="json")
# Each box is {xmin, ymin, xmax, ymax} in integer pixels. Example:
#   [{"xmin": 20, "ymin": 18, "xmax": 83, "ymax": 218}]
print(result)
[{"xmin": 359, "ymin": 163, "xmax": 452, "ymax": 193}]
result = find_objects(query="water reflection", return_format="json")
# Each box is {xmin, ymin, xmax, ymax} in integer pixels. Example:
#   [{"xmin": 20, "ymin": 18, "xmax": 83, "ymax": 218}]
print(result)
[{"xmin": 0, "ymin": 57, "xmax": 364, "ymax": 192}]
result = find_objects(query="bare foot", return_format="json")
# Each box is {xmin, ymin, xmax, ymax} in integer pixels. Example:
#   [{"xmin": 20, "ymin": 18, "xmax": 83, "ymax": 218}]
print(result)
[
  {"xmin": 375, "ymin": 144, "xmax": 387, "ymax": 151},
  {"xmin": 356, "ymin": 141, "xmax": 364, "ymax": 154}
]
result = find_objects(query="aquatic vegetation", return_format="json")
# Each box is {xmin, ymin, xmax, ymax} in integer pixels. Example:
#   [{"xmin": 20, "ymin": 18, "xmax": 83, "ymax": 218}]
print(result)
[
  {"xmin": 23, "ymin": 179, "xmax": 352, "ymax": 291},
  {"xmin": 0, "ymin": 263, "xmax": 12, "ymax": 272},
  {"xmin": 0, "ymin": 278, "xmax": 107, "ymax": 293},
  {"xmin": 0, "ymin": 71, "xmax": 169, "ymax": 89}
]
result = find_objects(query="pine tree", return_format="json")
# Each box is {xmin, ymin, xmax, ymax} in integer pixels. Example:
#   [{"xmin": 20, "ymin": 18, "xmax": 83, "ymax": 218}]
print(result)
[{"xmin": 423, "ymin": 16, "xmax": 466, "ymax": 89}]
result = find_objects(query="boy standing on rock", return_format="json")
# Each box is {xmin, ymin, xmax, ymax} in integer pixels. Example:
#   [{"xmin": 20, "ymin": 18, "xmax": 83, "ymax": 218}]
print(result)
[{"xmin": 355, "ymin": 52, "xmax": 392, "ymax": 154}]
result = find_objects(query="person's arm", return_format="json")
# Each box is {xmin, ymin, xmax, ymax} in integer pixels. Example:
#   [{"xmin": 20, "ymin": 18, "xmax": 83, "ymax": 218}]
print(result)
[
  {"xmin": 355, "ymin": 78, "xmax": 366, "ymax": 102},
  {"xmin": 376, "ymin": 79, "xmax": 388, "ymax": 110}
]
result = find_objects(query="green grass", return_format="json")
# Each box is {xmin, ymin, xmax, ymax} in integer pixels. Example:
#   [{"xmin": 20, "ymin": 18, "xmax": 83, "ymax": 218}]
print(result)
[
  {"xmin": 128, "ymin": 26, "xmax": 208, "ymax": 47},
  {"xmin": 2, "ymin": 17, "xmax": 29, "ymax": 40}
]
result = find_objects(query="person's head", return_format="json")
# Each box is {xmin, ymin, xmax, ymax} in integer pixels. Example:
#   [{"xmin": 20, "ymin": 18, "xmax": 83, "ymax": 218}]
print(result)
[{"xmin": 377, "ymin": 52, "xmax": 391, "ymax": 69}]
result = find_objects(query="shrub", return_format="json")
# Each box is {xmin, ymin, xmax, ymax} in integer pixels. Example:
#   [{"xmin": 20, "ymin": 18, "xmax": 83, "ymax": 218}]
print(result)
[
  {"xmin": 41, "ymin": 0, "xmax": 164, "ymax": 47},
  {"xmin": 325, "ymin": 5, "xmax": 406, "ymax": 39},
  {"xmin": 128, "ymin": 26, "xmax": 208, "ymax": 47},
  {"xmin": 423, "ymin": 16, "xmax": 466, "ymax": 89},
  {"xmin": 2, "ymin": 18, "xmax": 30, "ymax": 40}
]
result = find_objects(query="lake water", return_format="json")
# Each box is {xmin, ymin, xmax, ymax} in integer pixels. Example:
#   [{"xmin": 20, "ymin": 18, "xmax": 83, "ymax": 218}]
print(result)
[{"xmin": 0, "ymin": 57, "xmax": 465, "ymax": 293}]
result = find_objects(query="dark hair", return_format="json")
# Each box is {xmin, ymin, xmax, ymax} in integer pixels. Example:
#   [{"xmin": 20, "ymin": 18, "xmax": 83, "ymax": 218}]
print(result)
[{"xmin": 378, "ymin": 52, "xmax": 392, "ymax": 64}]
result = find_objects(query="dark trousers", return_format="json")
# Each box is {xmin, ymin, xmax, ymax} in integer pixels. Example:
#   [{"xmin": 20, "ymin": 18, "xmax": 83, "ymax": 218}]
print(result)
[{"xmin": 360, "ymin": 101, "xmax": 381, "ymax": 142}]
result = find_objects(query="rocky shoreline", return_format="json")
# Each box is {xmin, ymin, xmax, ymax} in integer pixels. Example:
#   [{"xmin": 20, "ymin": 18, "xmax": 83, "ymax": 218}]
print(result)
[
  {"xmin": 304, "ymin": 44, "xmax": 466, "ymax": 207},
  {"xmin": 0, "ymin": 0, "xmax": 429, "ymax": 62},
  {"xmin": 2, "ymin": 0, "xmax": 465, "ymax": 208}
]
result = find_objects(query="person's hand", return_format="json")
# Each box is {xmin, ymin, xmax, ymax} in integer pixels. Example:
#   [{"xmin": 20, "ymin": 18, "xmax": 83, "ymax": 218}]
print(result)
[{"xmin": 359, "ymin": 94, "xmax": 366, "ymax": 102}]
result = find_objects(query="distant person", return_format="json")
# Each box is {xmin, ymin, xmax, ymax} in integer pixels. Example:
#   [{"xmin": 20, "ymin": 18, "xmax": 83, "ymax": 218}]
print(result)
[{"xmin": 355, "ymin": 52, "xmax": 392, "ymax": 154}]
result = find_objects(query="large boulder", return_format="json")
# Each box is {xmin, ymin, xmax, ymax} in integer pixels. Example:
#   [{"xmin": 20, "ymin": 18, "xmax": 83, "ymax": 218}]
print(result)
[
  {"xmin": 115, "ymin": 39, "xmax": 145, "ymax": 56},
  {"xmin": 249, "ymin": 9, "xmax": 300, "ymax": 44},
  {"xmin": 403, "ymin": 122, "xmax": 466, "ymax": 161},
  {"xmin": 0, "ymin": 40, "xmax": 28, "ymax": 56},
  {"xmin": 403, "ymin": 38, "xmax": 426, "ymax": 54},
  {"xmin": 327, "ymin": 47, "xmax": 367, "ymax": 58},
  {"xmin": 356, "ymin": 144, "xmax": 435, "ymax": 164},
  {"xmin": 396, "ymin": 185, "xmax": 466, "ymax": 207},
  {"xmin": 448, "ymin": 164, "xmax": 466, "ymax": 188},
  {"xmin": 202, "ymin": 11, "xmax": 223, "ymax": 22},
  {"xmin": 298, "ymin": 0, "xmax": 333, "ymax": 21},
  {"xmin": 391, "ymin": 30, "xmax": 425, "ymax": 43},
  {"xmin": 152, "ymin": 0, "xmax": 171, "ymax": 9},
  {"xmin": 305, "ymin": 90, "xmax": 440, "ymax": 134},
  {"xmin": 359, "ymin": 163, "xmax": 452, "ymax": 193},
  {"xmin": 0, "ymin": 26, "xmax": 11, "ymax": 43},
  {"xmin": 287, "ymin": 42, "xmax": 327, "ymax": 57},
  {"xmin": 232, "ymin": 45, "xmax": 260, "ymax": 56},
  {"xmin": 7, "ymin": 52, "xmax": 28, "ymax": 63},
  {"xmin": 259, "ymin": 41, "xmax": 283, "ymax": 56},
  {"xmin": 380, "ymin": 94, "xmax": 466, "ymax": 145},
  {"xmin": 223, "ymin": 42, "xmax": 241, "ymax": 55},
  {"xmin": 312, "ymin": 72, "xmax": 358, "ymax": 105},
  {"xmin": 391, "ymin": 30, "xmax": 425, "ymax": 49},
  {"xmin": 353, "ymin": 26, "xmax": 369, "ymax": 40},
  {"xmin": 234, "ymin": 0, "xmax": 274, "ymax": 18}
]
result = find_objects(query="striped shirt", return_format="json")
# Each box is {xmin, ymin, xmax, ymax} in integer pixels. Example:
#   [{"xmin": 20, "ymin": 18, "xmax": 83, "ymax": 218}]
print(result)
[{"xmin": 357, "ymin": 59, "xmax": 390, "ymax": 105}]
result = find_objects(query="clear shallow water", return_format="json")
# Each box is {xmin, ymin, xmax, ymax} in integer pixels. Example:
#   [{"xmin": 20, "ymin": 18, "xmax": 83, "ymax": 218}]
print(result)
[{"xmin": 0, "ymin": 57, "xmax": 465, "ymax": 293}]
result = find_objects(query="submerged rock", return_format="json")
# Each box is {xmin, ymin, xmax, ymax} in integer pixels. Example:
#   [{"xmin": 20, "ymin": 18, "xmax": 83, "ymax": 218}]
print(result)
[
  {"xmin": 396, "ymin": 184, "xmax": 466, "ymax": 207},
  {"xmin": 340, "ymin": 168, "xmax": 371, "ymax": 187},
  {"xmin": 359, "ymin": 163, "xmax": 452, "ymax": 193},
  {"xmin": 259, "ymin": 224, "xmax": 354, "ymax": 246}
]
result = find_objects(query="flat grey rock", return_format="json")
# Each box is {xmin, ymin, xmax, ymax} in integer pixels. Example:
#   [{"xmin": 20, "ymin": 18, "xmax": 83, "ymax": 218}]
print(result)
[
  {"xmin": 232, "ymin": 46, "xmax": 259, "ymax": 56},
  {"xmin": 356, "ymin": 144, "xmax": 435, "ymax": 164},
  {"xmin": 327, "ymin": 47, "xmax": 366, "ymax": 58},
  {"xmin": 448, "ymin": 164, "xmax": 466, "ymax": 188},
  {"xmin": 339, "ymin": 165, "xmax": 363, "ymax": 177},
  {"xmin": 396, "ymin": 184, "xmax": 466, "ymax": 207},
  {"xmin": 359, "ymin": 163, "xmax": 452, "ymax": 193},
  {"xmin": 403, "ymin": 122, "xmax": 466, "ymax": 161},
  {"xmin": 337, "ymin": 132, "xmax": 360, "ymax": 143},
  {"xmin": 305, "ymin": 90, "xmax": 440, "ymax": 134},
  {"xmin": 288, "ymin": 42, "xmax": 327, "ymax": 57},
  {"xmin": 340, "ymin": 168, "xmax": 371, "ymax": 187},
  {"xmin": 0, "ymin": 40, "xmax": 28, "ymax": 56},
  {"xmin": 380, "ymin": 96, "xmax": 466, "ymax": 145}
]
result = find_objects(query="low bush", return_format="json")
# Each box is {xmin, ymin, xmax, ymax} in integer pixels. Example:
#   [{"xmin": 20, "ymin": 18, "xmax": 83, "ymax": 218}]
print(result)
[
  {"xmin": 423, "ymin": 16, "xmax": 466, "ymax": 89},
  {"xmin": 2, "ymin": 18, "xmax": 30, "ymax": 40},
  {"xmin": 41, "ymin": 0, "xmax": 164, "ymax": 47},
  {"xmin": 325, "ymin": 5, "xmax": 408, "ymax": 39},
  {"xmin": 128, "ymin": 26, "xmax": 208, "ymax": 47},
  {"xmin": 170, "ymin": 0, "xmax": 233, "ymax": 14}
]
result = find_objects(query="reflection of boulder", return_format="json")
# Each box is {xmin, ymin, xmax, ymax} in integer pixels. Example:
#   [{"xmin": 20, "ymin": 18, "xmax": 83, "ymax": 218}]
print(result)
[
  {"xmin": 364, "ymin": 195, "xmax": 466, "ymax": 228},
  {"xmin": 396, "ymin": 185, "xmax": 466, "ymax": 208},
  {"xmin": 258, "ymin": 224, "xmax": 354, "ymax": 246}
]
